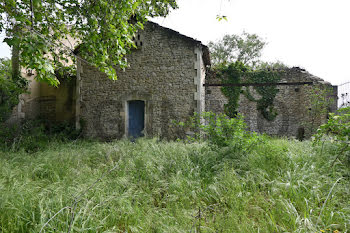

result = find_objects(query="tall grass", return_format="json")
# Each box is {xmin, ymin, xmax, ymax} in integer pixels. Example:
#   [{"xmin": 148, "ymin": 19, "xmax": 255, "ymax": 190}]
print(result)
[{"xmin": 0, "ymin": 138, "xmax": 349, "ymax": 232}]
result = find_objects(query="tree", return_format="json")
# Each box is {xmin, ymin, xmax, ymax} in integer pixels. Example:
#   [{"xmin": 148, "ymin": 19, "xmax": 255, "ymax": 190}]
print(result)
[
  {"xmin": 256, "ymin": 61, "xmax": 288, "ymax": 70},
  {"xmin": 0, "ymin": 0, "xmax": 177, "ymax": 86},
  {"xmin": 208, "ymin": 32, "xmax": 266, "ymax": 67},
  {"xmin": 208, "ymin": 33, "xmax": 286, "ymax": 121},
  {"xmin": 0, "ymin": 58, "xmax": 27, "ymax": 122}
]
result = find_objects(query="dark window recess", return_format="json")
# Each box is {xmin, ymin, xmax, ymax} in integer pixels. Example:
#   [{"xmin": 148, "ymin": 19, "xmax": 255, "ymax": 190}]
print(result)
[
  {"xmin": 132, "ymin": 34, "xmax": 143, "ymax": 49},
  {"xmin": 295, "ymin": 88, "xmax": 300, "ymax": 92}
]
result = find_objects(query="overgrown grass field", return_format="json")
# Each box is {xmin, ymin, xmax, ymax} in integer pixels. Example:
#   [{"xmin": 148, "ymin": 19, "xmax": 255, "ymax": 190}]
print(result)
[{"xmin": 0, "ymin": 137, "xmax": 349, "ymax": 232}]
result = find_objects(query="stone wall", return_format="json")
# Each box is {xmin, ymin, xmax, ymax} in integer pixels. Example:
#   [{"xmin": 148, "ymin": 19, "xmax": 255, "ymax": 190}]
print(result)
[
  {"xmin": 6, "ymin": 71, "xmax": 76, "ymax": 125},
  {"xmin": 205, "ymin": 67, "xmax": 338, "ymax": 138},
  {"xmin": 39, "ymin": 79, "xmax": 76, "ymax": 122},
  {"xmin": 77, "ymin": 22, "xmax": 208, "ymax": 139}
]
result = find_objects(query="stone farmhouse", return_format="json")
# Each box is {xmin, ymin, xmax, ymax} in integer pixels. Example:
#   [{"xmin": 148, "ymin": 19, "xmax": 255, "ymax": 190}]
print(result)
[
  {"xmin": 11, "ymin": 21, "xmax": 337, "ymax": 139},
  {"xmin": 75, "ymin": 22, "xmax": 209, "ymax": 139}
]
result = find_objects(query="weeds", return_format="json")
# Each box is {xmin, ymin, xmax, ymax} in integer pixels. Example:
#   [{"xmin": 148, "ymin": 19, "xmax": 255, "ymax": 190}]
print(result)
[
  {"xmin": 314, "ymin": 106, "xmax": 350, "ymax": 168},
  {"xmin": 0, "ymin": 119, "xmax": 80, "ymax": 152},
  {"xmin": 0, "ymin": 137, "xmax": 349, "ymax": 232}
]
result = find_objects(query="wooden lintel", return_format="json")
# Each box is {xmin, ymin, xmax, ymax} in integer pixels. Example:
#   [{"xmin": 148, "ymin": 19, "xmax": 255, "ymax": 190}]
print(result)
[{"xmin": 203, "ymin": 81, "xmax": 313, "ymax": 87}]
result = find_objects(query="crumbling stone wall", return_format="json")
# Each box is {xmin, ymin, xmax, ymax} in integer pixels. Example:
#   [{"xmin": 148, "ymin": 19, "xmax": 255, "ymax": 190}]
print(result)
[
  {"xmin": 77, "ymin": 22, "xmax": 207, "ymax": 139},
  {"xmin": 205, "ymin": 67, "xmax": 338, "ymax": 138}
]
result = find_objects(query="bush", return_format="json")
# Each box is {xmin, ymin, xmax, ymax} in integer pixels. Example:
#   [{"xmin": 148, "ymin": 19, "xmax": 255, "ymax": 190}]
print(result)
[
  {"xmin": 177, "ymin": 111, "xmax": 260, "ymax": 150},
  {"xmin": 313, "ymin": 106, "xmax": 350, "ymax": 167},
  {"xmin": 0, "ymin": 119, "xmax": 81, "ymax": 152}
]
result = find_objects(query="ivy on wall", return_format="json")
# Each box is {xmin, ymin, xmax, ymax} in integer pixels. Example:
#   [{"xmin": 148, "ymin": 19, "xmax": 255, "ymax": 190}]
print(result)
[
  {"xmin": 217, "ymin": 62, "xmax": 248, "ymax": 118},
  {"xmin": 216, "ymin": 62, "xmax": 281, "ymax": 121},
  {"xmin": 243, "ymin": 69, "xmax": 281, "ymax": 121}
]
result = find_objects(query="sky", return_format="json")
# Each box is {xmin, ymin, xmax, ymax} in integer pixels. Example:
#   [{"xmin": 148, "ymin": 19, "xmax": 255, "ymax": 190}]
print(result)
[
  {"xmin": 152, "ymin": 0, "xmax": 350, "ymax": 86},
  {"xmin": 1, "ymin": 0, "xmax": 349, "ymax": 86}
]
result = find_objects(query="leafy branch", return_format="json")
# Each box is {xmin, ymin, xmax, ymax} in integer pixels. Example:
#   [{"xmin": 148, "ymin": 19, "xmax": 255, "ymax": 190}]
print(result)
[
  {"xmin": 314, "ymin": 107, "xmax": 350, "ymax": 167},
  {"xmin": 0, "ymin": 0, "xmax": 178, "ymax": 85}
]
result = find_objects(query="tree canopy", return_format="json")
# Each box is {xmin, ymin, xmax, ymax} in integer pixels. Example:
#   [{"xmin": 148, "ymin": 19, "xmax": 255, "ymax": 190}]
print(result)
[
  {"xmin": 208, "ymin": 32, "xmax": 266, "ymax": 67},
  {"xmin": 0, "ymin": 0, "xmax": 177, "ymax": 85}
]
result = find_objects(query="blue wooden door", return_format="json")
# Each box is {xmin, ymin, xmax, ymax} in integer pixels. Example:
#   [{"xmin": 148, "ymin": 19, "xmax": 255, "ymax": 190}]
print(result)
[{"xmin": 128, "ymin": 100, "xmax": 145, "ymax": 138}]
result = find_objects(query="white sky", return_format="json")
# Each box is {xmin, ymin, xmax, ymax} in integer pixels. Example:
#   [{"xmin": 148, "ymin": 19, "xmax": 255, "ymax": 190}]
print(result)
[
  {"xmin": 1, "ymin": 0, "xmax": 349, "ymax": 85},
  {"xmin": 152, "ymin": 0, "xmax": 350, "ymax": 86},
  {"xmin": 0, "ymin": 33, "xmax": 10, "ymax": 58}
]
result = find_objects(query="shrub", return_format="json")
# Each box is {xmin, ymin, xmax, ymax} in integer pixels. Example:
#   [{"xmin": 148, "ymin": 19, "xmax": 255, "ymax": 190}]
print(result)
[
  {"xmin": 177, "ymin": 111, "xmax": 260, "ymax": 150},
  {"xmin": 0, "ymin": 119, "xmax": 81, "ymax": 152},
  {"xmin": 313, "ymin": 106, "xmax": 350, "ymax": 167}
]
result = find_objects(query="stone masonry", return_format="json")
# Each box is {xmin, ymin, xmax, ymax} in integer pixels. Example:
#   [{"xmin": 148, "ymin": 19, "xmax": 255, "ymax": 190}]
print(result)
[
  {"xmin": 13, "ymin": 21, "xmax": 337, "ymax": 140},
  {"xmin": 76, "ymin": 22, "xmax": 209, "ymax": 139},
  {"xmin": 206, "ymin": 67, "xmax": 338, "ymax": 138}
]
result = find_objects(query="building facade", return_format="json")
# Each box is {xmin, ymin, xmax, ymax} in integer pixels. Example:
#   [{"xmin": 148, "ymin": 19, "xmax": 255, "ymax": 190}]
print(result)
[
  {"xmin": 76, "ymin": 22, "xmax": 209, "ymax": 139},
  {"xmin": 10, "ymin": 22, "xmax": 338, "ymax": 140}
]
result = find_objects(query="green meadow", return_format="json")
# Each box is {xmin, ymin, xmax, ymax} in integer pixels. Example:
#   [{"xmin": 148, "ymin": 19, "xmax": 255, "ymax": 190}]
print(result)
[{"xmin": 0, "ymin": 137, "xmax": 349, "ymax": 232}]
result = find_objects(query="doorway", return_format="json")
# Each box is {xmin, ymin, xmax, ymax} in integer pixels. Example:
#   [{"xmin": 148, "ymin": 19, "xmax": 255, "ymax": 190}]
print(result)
[{"xmin": 128, "ymin": 100, "xmax": 145, "ymax": 138}]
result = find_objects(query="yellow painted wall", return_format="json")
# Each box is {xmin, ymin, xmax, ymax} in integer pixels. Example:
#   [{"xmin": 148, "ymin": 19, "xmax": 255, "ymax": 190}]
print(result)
[{"xmin": 15, "ymin": 35, "xmax": 78, "ymax": 123}]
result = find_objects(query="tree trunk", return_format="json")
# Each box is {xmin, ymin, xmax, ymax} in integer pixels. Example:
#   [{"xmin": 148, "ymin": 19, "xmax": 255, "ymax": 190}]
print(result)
[{"xmin": 11, "ymin": 25, "xmax": 20, "ymax": 81}]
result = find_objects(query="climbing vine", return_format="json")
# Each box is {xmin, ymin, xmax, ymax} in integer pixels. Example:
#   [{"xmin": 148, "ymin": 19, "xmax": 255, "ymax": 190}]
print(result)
[
  {"xmin": 243, "ymin": 69, "xmax": 281, "ymax": 121},
  {"xmin": 217, "ymin": 62, "xmax": 248, "ymax": 118},
  {"xmin": 216, "ymin": 62, "xmax": 281, "ymax": 121}
]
